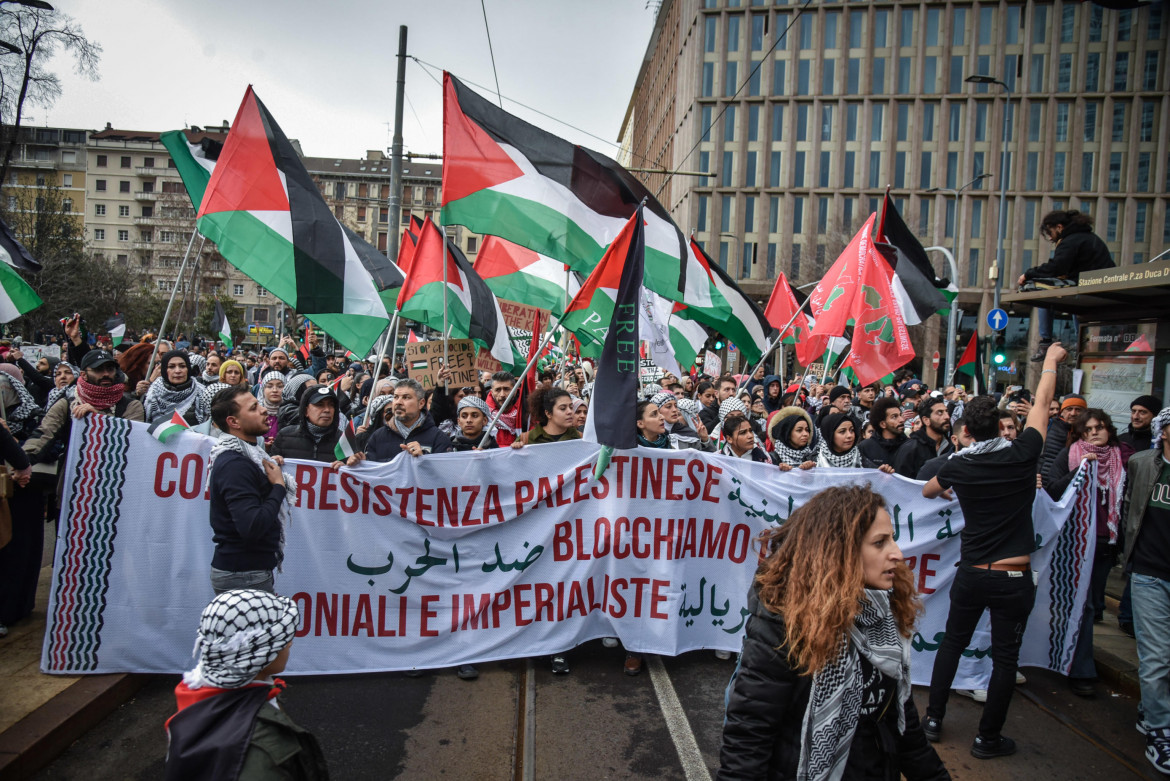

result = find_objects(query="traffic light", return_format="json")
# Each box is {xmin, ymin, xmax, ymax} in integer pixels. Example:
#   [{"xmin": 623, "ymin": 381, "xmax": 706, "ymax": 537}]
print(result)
[
  {"xmin": 992, "ymin": 335, "xmax": 1007, "ymax": 365},
  {"xmin": 714, "ymin": 339, "xmax": 725, "ymax": 350}
]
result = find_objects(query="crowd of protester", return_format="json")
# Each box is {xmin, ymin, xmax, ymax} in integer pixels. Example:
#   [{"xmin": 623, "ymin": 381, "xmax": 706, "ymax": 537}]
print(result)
[{"xmin": 1, "ymin": 314, "xmax": 1167, "ymax": 778}]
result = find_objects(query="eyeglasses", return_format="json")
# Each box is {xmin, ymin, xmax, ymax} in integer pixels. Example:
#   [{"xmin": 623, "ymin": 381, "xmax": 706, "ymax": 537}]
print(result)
[{"xmin": 459, "ymin": 387, "xmax": 476, "ymax": 395}]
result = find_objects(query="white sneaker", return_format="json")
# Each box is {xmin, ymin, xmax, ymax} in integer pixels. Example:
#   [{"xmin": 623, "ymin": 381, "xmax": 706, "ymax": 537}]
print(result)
[
  {"xmin": 601, "ymin": 637, "xmax": 620, "ymax": 648},
  {"xmin": 715, "ymin": 650, "xmax": 732, "ymax": 660},
  {"xmin": 955, "ymin": 689, "xmax": 988, "ymax": 703},
  {"xmin": 1016, "ymin": 671, "xmax": 1027, "ymax": 685}
]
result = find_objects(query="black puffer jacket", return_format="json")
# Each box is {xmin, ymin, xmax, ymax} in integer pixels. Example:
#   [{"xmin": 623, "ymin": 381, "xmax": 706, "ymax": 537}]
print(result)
[
  {"xmin": 858, "ymin": 431, "xmax": 906, "ymax": 469},
  {"xmin": 1038, "ymin": 417, "xmax": 1071, "ymax": 484},
  {"xmin": 1022, "ymin": 222, "xmax": 1114, "ymax": 283},
  {"xmin": 718, "ymin": 586, "xmax": 949, "ymax": 781},
  {"xmin": 270, "ymin": 394, "xmax": 342, "ymax": 464}
]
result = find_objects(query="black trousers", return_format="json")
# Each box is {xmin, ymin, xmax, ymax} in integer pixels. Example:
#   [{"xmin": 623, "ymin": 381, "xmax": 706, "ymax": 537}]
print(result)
[{"xmin": 926, "ymin": 563, "xmax": 1036, "ymax": 739}]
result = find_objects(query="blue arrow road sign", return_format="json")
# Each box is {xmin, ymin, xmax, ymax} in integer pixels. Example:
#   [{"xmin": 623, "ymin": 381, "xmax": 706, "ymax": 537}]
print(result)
[{"xmin": 986, "ymin": 308, "xmax": 1008, "ymax": 331}]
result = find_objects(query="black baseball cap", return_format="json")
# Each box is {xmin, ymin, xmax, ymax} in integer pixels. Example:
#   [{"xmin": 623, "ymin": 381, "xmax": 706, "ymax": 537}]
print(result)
[
  {"xmin": 80, "ymin": 349, "xmax": 118, "ymax": 371},
  {"xmin": 305, "ymin": 386, "xmax": 336, "ymax": 406}
]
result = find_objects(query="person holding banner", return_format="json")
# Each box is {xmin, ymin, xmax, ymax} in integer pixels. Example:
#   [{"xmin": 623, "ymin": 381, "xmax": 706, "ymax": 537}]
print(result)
[
  {"xmin": 362, "ymin": 379, "xmax": 452, "ymax": 461},
  {"xmin": 448, "ymin": 396, "xmax": 499, "ymax": 452},
  {"xmin": 859, "ymin": 397, "xmax": 909, "ymax": 469},
  {"xmin": 270, "ymin": 386, "xmax": 344, "ymax": 464},
  {"xmin": 485, "ymin": 371, "xmax": 522, "ymax": 447},
  {"xmin": 143, "ymin": 351, "xmax": 211, "ymax": 426},
  {"xmin": 207, "ymin": 386, "xmax": 298, "ymax": 595},
  {"xmin": 766, "ymin": 408, "xmax": 819, "ymax": 471},
  {"xmin": 651, "ymin": 392, "xmax": 714, "ymax": 451},
  {"xmin": 816, "ymin": 412, "xmax": 896, "ymax": 473},
  {"xmin": 718, "ymin": 485, "xmax": 949, "ymax": 781},
  {"xmin": 921, "ymin": 342, "xmax": 1066, "ymax": 760},
  {"xmin": 513, "ymin": 387, "xmax": 581, "ymax": 447},
  {"xmin": 257, "ymin": 372, "xmax": 286, "ymax": 446}
]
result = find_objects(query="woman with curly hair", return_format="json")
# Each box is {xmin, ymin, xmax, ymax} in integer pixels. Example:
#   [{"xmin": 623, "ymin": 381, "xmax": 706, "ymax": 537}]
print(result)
[
  {"xmin": 718, "ymin": 485, "xmax": 948, "ymax": 781},
  {"xmin": 514, "ymin": 386, "xmax": 581, "ymax": 447}
]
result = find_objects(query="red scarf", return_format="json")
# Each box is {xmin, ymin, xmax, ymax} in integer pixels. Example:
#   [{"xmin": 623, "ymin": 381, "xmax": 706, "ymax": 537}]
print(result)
[
  {"xmin": 75, "ymin": 375, "xmax": 126, "ymax": 411},
  {"xmin": 486, "ymin": 392, "xmax": 520, "ymax": 446},
  {"xmin": 1069, "ymin": 439, "xmax": 1125, "ymax": 543}
]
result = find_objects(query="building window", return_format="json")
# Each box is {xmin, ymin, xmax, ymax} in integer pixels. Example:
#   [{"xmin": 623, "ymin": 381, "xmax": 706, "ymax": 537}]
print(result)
[
  {"xmin": 873, "ymin": 9, "xmax": 888, "ymax": 46},
  {"xmin": 1114, "ymin": 52, "xmax": 1129, "ymax": 92},
  {"xmin": 1083, "ymin": 102, "xmax": 1098, "ymax": 142},
  {"xmin": 1057, "ymin": 54, "xmax": 1072, "ymax": 93},
  {"xmin": 1143, "ymin": 52, "xmax": 1159, "ymax": 90},
  {"xmin": 1140, "ymin": 101, "xmax": 1156, "ymax": 141},
  {"xmin": 253, "ymin": 308, "xmax": 269, "ymax": 323},
  {"xmin": 1082, "ymin": 152, "xmax": 1095, "ymax": 190},
  {"xmin": 1025, "ymin": 152, "xmax": 1039, "ymax": 191},
  {"xmin": 62, "ymin": 198, "xmax": 72, "ymax": 212},
  {"xmin": 94, "ymin": 229, "xmax": 105, "ymax": 241},
  {"xmin": 793, "ymin": 196, "xmax": 804, "ymax": 233},
  {"xmin": 1137, "ymin": 152, "xmax": 1151, "ymax": 192},
  {"xmin": 769, "ymin": 151, "xmax": 782, "ymax": 187},
  {"xmin": 702, "ymin": 63, "xmax": 714, "ymax": 97},
  {"xmin": 819, "ymin": 151, "xmax": 830, "ymax": 188},
  {"xmin": 158, "ymin": 280, "xmax": 172, "ymax": 292},
  {"xmin": 725, "ymin": 105, "xmax": 737, "ymax": 142},
  {"xmin": 746, "ymin": 151, "xmax": 757, "ymax": 187},
  {"xmin": 847, "ymin": 58, "xmax": 860, "ymax": 94},
  {"xmin": 257, "ymin": 286, "xmax": 268, "ymax": 297},
  {"xmin": 1135, "ymin": 202, "xmax": 1148, "ymax": 242},
  {"xmin": 727, "ymin": 14, "xmax": 741, "ymax": 51},
  {"xmin": 872, "ymin": 104, "xmax": 884, "ymax": 141},
  {"xmin": 920, "ymin": 152, "xmax": 932, "ymax": 189},
  {"xmin": 119, "ymin": 180, "xmax": 130, "ymax": 193},
  {"xmin": 740, "ymin": 242, "xmax": 754, "ymax": 279},
  {"xmin": 94, "ymin": 203, "xmax": 106, "ymax": 216},
  {"xmin": 117, "ymin": 229, "xmax": 129, "ymax": 241},
  {"xmin": 869, "ymin": 151, "xmax": 881, "ymax": 188},
  {"xmin": 1113, "ymin": 104, "xmax": 1127, "ymax": 142},
  {"xmin": 697, "ymin": 195, "xmax": 709, "ymax": 232},
  {"xmin": 62, "ymin": 173, "xmax": 73, "ymax": 187},
  {"xmin": 1106, "ymin": 201, "xmax": 1120, "ymax": 241},
  {"xmin": 844, "ymin": 151, "xmax": 855, "ymax": 187},
  {"xmin": 96, "ymin": 154, "xmax": 107, "ymax": 167},
  {"xmin": 379, "ymin": 207, "xmax": 388, "ymax": 223},
  {"xmin": 700, "ymin": 105, "xmax": 712, "ymax": 142},
  {"xmin": 233, "ymin": 284, "xmax": 245, "ymax": 296},
  {"xmin": 822, "ymin": 59, "xmax": 835, "ymax": 95},
  {"xmin": 722, "ymin": 151, "xmax": 735, "ymax": 187},
  {"xmin": 466, "ymin": 236, "xmax": 478, "ymax": 254},
  {"xmin": 1055, "ymin": 103, "xmax": 1070, "ymax": 141},
  {"xmin": 119, "ymin": 155, "xmax": 130, "ymax": 168},
  {"xmin": 797, "ymin": 104, "xmax": 808, "ymax": 141},
  {"xmin": 797, "ymin": 59, "xmax": 810, "ymax": 95},
  {"xmin": 772, "ymin": 58, "xmax": 786, "ymax": 94},
  {"xmin": 725, "ymin": 61, "xmax": 738, "ymax": 96},
  {"xmin": 1054, "ymin": 152, "xmax": 1066, "ymax": 191},
  {"xmin": 793, "ymin": 151, "xmax": 805, "ymax": 187},
  {"xmin": 748, "ymin": 104, "xmax": 760, "ymax": 142},
  {"xmin": 118, "ymin": 204, "xmax": 129, "ymax": 217},
  {"xmin": 95, "ymin": 179, "xmax": 106, "ymax": 191},
  {"xmin": 704, "ymin": 16, "xmax": 717, "ymax": 52},
  {"xmin": 769, "ymin": 196, "xmax": 779, "ymax": 233},
  {"xmin": 720, "ymin": 195, "xmax": 733, "ymax": 232},
  {"xmin": 1108, "ymin": 152, "xmax": 1123, "ymax": 192},
  {"xmin": 357, "ymin": 206, "xmax": 367, "ymax": 222},
  {"xmin": 141, "ymin": 206, "xmax": 153, "ymax": 218}
]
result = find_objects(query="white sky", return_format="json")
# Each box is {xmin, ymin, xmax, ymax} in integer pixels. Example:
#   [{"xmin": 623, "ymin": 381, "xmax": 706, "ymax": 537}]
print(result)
[{"xmin": 39, "ymin": 0, "xmax": 659, "ymax": 160}]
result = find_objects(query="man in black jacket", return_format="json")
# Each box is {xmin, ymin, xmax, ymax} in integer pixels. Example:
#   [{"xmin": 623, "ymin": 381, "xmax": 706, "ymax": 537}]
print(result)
[
  {"xmin": 207, "ymin": 385, "xmax": 293, "ymax": 595},
  {"xmin": 894, "ymin": 396, "xmax": 953, "ymax": 479},
  {"xmin": 1018, "ymin": 210, "xmax": 1113, "ymax": 360},
  {"xmin": 361, "ymin": 378, "xmax": 452, "ymax": 462},
  {"xmin": 859, "ymin": 397, "xmax": 908, "ymax": 468},
  {"xmin": 1120, "ymin": 394, "xmax": 1160, "ymax": 453},
  {"xmin": 271, "ymin": 385, "xmax": 342, "ymax": 463}
]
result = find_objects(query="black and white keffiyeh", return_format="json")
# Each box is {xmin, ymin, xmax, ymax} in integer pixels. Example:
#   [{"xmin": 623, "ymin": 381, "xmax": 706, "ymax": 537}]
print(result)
[
  {"xmin": 0, "ymin": 372, "xmax": 40, "ymax": 422},
  {"xmin": 676, "ymin": 398, "xmax": 702, "ymax": 430},
  {"xmin": 182, "ymin": 589, "xmax": 299, "ymax": 690},
  {"xmin": 718, "ymin": 397, "xmax": 748, "ymax": 427},
  {"xmin": 282, "ymin": 373, "xmax": 313, "ymax": 402},
  {"xmin": 953, "ymin": 436, "xmax": 1011, "ymax": 459},
  {"xmin": 208, "ymin": 435, "xmax": 297, "ymax": 569},
  {"xmin": 798, "ymin": 588, "xmax": 911, "ymax": 781},
  {"xmin": 144, "ymin": 376, "xmax": 210, "ymax": 423},
  {"xmin": 816, "ymin": 437, "xmax": 862, "ymax": 468},
  {"xmin": 1152, "ymin": 407, "xmax": 1170, "ymax": 451},
  {"xmin": 650, "ymin": 391, "xmax": 675, "ymax": 409},
  {"xmin": 457, "ymin": 395, "xmax": 491, "ymax": 417}
]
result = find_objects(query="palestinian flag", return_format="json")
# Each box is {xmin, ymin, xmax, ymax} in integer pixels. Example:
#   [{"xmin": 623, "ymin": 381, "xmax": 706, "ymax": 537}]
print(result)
[
  {"xmin": 560, "ymin": 210, "xmax": 639, "ymax": 350},
  {"xmin": 810, "ymin": 214, "xmax": 875, "ymax": 337},
  {"xmin": 148, "ymin": 410, "xmax": 191, "ymax": 444},
  {"xmin": 879, "ymin": 192, "xmax": 957, "ymax": 317},
  {"xmin": 475, "ymin": 235, "xmax": 580, "ymax": 315},
  {"xmin": 0, "ymin": 215, "xmax": 41, "ymax": 271},
  {"xmin": 163, "ymin": 88, "xmax": 392, "ymax": 355},
  {"xmin": 668, "ymin": 302, "xmax": 708, "ymax": 371},
  {"xmin": 0, "ymin": 259, "xmax": 41, "ymax": 323},
  {"xmin": 213, "ymin": 300, "xmax": 233, "ymax": 350},
  {"xmin": 397, "ymin": 217, "xmax": 519, "ymax": 368},
  {"xmin": 407, "ymin": 329, "xmax": 420, "ymax": 343},
  {"xmin": 334, "ymin": 419, "xmax": 358, "ymax": 461},
  {"xmin": 686, "ymin": 239, "xmax": 772, "ymax": 362},
  {"xmin": 639, "ymin": 287, "xmax": 684, "ymax": 378},
  {"xmin": 581, "ymin": 207, "xmax": 645, "ymax": 477},
  {"xmin": 104, "ymin": 314, "xmax": 126, "ymax": 348},
  {"xmin": 764, "ymin": 271, "xmax": 827, "ymax": 367},
  {"xmin": 842, "ymin": 242, "xmax": 915, "ymax": 387},
  {"xmin": 441, "ymin": 73, "xmax": 740, "ymax": 342},
  {"xmin": 955, "ymin": 332, "xmax": 985, "ymax": 394},
  {"xmin": 821, "ymin": 335, "xmax": 851, "ymax": 375}
]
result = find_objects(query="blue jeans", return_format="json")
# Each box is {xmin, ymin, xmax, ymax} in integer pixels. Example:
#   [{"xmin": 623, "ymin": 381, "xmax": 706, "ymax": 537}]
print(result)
[
  {"xmin": 209, "ymin": 567, "xmax": 275, "ymax": 595},
  {"xmin": 1069, "ymin": 543, "xmax": 1116, "ymax": 679},
  {"xmin": 927, "ymin": 564, "xmax": 1037, "ymax": 739},
  {"xmin": 1132, "ymin": 573, "xmax": 1170, "ymax": 730}
]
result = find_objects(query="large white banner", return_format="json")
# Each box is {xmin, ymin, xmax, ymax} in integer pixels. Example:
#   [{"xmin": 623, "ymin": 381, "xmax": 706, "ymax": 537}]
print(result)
[{"xmin": 43, "ymin": 416, "xmax": 1095, "ymax": 688}]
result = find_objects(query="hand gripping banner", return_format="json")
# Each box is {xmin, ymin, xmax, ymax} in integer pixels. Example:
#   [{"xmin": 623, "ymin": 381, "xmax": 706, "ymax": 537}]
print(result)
[{"xmin": 43, "ymin": 416, "xmax": 1095, "ymax": 687}]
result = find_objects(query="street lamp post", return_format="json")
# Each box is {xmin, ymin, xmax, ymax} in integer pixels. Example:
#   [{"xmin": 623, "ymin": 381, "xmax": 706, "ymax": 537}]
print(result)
[
  {"xmin": 965, "ymin": 75, "xmax": 1012, "ymax": 314},
  {"xmin": 925, "ymin": 173, "xmax": 993, "ymax": 382}
]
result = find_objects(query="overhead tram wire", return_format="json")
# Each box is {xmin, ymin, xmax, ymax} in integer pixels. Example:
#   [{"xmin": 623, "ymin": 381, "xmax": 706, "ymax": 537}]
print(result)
[
  {"xmin": 480, "ymin": 0, "xmax": 505, "ymax": 109},
  {"xmin": 653, "ymin": 0, "xmax": 815, "ymax": 199},
  {"xmin": 410, "ymin": 56, "xmax": 669, "ymax": 174}
]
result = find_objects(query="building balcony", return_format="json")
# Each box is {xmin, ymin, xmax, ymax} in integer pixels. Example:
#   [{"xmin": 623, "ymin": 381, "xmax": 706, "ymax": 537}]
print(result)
[
  {"xmin": 134, "ymin": 191, "xmax": 158, "ymax": 201},
  {"xmin": 136, "ymin": 167, "xmax": 173, "ymax": 177},
  {"xmin": 131, "ymin": 240, "xmax": 157, "ymax": 251},
  {"xmin": 132, "ymin": 216, "xmax": 160, "ymax": 226}
]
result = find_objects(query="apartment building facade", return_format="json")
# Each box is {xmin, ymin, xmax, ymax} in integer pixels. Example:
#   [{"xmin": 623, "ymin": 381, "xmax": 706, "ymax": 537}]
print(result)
[{"xmin": 620, "ymin": 0, "xmax": 1170, "ymax": 352}]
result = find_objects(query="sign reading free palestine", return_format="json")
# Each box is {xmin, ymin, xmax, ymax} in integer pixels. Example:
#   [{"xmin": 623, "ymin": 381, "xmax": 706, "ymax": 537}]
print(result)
[{"xmin": 44, "ymin": 415, "xmax": 1094, "ymax": 686}]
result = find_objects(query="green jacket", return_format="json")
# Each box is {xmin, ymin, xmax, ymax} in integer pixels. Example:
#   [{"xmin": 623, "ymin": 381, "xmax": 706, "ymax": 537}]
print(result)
[
  {"xmin": 526, "ymin": 424, "xmax": 583, "ymax": 445},
  {"xmin": 240, "ymin": 704, "xmax": 330, "ymax": 781},
  {"xmin": 1122, "ymin": 448, "xmax": 1166, "ymax": 568}
]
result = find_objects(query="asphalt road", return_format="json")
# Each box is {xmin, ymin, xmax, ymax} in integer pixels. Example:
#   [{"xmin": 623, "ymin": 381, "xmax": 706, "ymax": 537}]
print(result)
[{"xmin": 33, "ymin": 643, "xmax": 1158, "ymax": 780}]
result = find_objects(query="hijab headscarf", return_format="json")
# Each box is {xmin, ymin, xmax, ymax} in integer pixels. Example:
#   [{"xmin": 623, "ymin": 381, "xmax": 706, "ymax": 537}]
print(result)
[
  {"xmin": 816, "ymin": 411, "xmax": 863, "ymax": 468},
  {"xmin": 143, "ymin": 350, "xmax": 208, "ymax": 423},
  {"xmin": 218, "ymin": 359, "xmax": 246, "ymax": 385},
  {"xmin": 282, "ymin": 373, "xmax": 313, "ymax": 403},
  {"xmin": 768, "ymin": 406, "xmax": 819, "ymax": 465}
]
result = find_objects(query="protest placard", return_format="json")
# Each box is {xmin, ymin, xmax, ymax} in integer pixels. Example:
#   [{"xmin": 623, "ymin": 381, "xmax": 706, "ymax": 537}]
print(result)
[{"xmin": 405, "ymin": 339, "xmax": 477, "ymax": 390}]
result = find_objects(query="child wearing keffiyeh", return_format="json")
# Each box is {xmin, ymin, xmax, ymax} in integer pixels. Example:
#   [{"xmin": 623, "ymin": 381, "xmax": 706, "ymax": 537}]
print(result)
[{"xmin": 164, "ymin": 589, "xmax": 328, "ymax": 780}]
